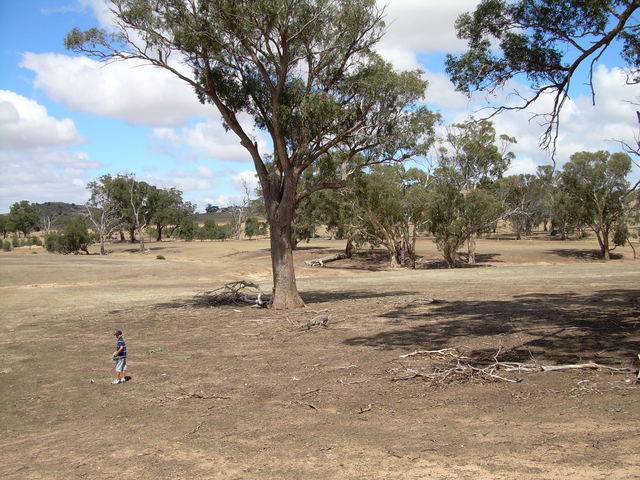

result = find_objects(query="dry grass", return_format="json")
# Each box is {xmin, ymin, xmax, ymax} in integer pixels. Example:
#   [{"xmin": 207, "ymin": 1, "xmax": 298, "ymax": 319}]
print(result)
[{"xmin": 1, "ymin": 236, "xmax": 639, "ymax": 479}]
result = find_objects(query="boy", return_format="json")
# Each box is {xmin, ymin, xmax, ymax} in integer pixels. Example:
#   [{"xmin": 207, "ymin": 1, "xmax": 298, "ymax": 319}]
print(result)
[{"xmin": 111, "ymin": 330, "xmax": 128, "ymax": 384}]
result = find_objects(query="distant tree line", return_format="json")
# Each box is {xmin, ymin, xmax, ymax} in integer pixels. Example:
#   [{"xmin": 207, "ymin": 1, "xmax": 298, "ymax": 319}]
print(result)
[{"xmin": 290, "ymin": 121, "xmax": 639, "ymax": 267}]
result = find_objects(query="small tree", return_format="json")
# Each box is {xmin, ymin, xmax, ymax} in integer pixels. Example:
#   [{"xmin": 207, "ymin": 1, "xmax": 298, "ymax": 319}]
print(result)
[
  {"xmin": 149, "ymin": 187, "xmax": 195, "ymax": 241},
  {"xmin": 436, "ymin": 118, "xmax": 514, "ymax": 263},
  {"xmin": 85, "ymin": 175, "xmax": 124, "ymax": 255},
  {"xmin": 176, "ymin": 217, "xmax": 197, "ymax": 241},
  {"xmin": 245, "ymin": 217, "xmax": 267, "ymax": 239},
  {"xmin": 427, "ymin": 175, "xmax": 503, "ymax": 267},
  {"xmin": 351, "ymin": 165, "xmax": 429, "ymax": 268},
  {"xmin": 8, "ymin": 201, "xmax": 40, "ymax": 237},
  {"xmin": 0, "ymin": 214, "xmax": 11, "ymax": 239},
  {"xmin": 45, "ymin": 215, "xmax": 93, "ymax": 254},
  {"xmin": 560, "ymin": 151, "xmax": 632, "ymax": 259}
]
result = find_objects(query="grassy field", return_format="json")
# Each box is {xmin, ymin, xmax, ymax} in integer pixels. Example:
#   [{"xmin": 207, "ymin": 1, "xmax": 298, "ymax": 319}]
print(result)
[{"xmin": 1, "ymin": 235, "xmax": 639, "ymax": 479}]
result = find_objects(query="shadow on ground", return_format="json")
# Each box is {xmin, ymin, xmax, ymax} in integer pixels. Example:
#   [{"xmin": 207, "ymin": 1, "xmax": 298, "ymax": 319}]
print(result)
[
  {"xmin": 149, "ymin": 289, "xmax": 422, "ymax": 310},
  {"xmin": 344, "ymin": 288, "xmax": 640, "ymax": 365},
  {"xmin": 545, "ymin": 249, "xmax": 623, "ymax": 260}
]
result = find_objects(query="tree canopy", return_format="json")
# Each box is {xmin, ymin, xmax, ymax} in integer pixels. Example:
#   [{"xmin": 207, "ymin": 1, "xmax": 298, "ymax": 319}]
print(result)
[
  {"xmin": 66, "ymin": 0, "xmax": 437, "ymax": 308},
  {"xmin": 445, "ymin": 0, "xmax": 640, "ymax": 155}
]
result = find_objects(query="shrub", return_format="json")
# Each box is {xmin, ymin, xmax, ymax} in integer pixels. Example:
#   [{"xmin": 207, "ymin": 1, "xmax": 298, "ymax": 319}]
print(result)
[
  {"xmin": 10, "ymin": 233, "xmax": 20, "ymax": 248},
  {"xmin": 2, "ymin": 240, "xmax": 11, "ymax": 252},
  {"xmin": 29, "ymin": 236, "xmax": 42, "ymax": 246},
  {"xmin": 176, "ymin": 217, "xmax": 197, "ymax": 241},
  {"xmin": 44, "ymin": 216, "xmax": 92, "ymax": 254},
  {"xmin": 156, "ymin": 254, "xmax": 166, "ymax": 260}
]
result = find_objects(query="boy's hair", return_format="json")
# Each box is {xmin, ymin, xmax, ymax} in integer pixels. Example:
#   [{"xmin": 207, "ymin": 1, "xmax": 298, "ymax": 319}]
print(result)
[{"xmin": 114, "ymin": 330, "xmax": 123, "ymax": 335}]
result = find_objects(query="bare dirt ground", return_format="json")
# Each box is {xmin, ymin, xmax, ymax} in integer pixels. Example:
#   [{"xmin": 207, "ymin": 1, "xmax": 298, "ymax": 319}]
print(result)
[{"xmin": 1, "ymin": 236, "xmax": 639, "ymax": 479}]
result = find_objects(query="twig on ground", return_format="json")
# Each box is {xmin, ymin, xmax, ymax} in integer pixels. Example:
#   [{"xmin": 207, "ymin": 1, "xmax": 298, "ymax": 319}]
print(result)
[
  {"xmin": 392, "ymin": 349, "xmax": 633, "ymax": 385},
  {"xmin": 185, "ymin": 421, "xmax": 204, "ymax": 436},
  {"xmin": 357, "ymin": 404, "xmax": 372, "ymax": 414}
]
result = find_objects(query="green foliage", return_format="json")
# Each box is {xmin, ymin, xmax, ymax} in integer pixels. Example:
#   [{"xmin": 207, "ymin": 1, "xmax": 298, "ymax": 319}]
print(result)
[
  {"xmin": 427, "ymin": 181, "xmax": 503, "ymax": 267},
  {"xmin": 446, "ymin": 0, "xmax": 639, "ymax": 151},
  {"xmin": 244, "ymin": 217, "xmax": 267, "ymax": 239},
  {"xmin": 175, "ymin": 217, "xmax": 197, "ymax": 241},
  {"xmin": 8, "ymin": 201, "xmax": 40, "ymax": 237},
  {"xmin": 44, "ymin": 216, "xmax": 93, "ymax": 254},
  {"xmin": 350, "ymin": 165, "xmax": 430, "ymax": 267},
  {"xmin": 428, "ymin": 119, "xmax": 511, "ymax": 265},
  {"xmin": 0, "ymin": 214, "xmax": 11, "ymax": 238},
  {"xmin": 560, "ymin": 150, "xmax": 632, "ymax": 259},
  {"xmin": 10, "ymin": 233, "xmax": 21, "ymax": 248},
  {"xmin": 156, "ymin": 255, "xmax": 166, "ymax": 260},
  {"xmin": 148, "ymin": 186, "xmax": 196, "ymax": 241},
  {"xmin": 498, "ymin": 174, "xmax": 547, "ymax": 239},
  {"xmin": 29, "ymin": 236, "xmax": 42, "ymax": 246},
  {"xmin": 66, "ymin": 0, "xmax": 439, "ymax": 307},
  {"xmin": 2, "ymin": 240, "xmax": 12, "ymax": 252}
]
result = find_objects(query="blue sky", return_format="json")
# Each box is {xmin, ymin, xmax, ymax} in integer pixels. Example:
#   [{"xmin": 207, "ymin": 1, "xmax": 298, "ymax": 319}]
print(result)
[{"xmin": 1, "ymin": 0, "xmax": 638, "ymax": 213}]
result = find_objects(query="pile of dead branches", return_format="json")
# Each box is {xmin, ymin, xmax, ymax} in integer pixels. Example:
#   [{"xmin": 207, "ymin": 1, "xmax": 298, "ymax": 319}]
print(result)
[
  {"xmin": 392, "ymin": 348, "xmax": 635, "ymax": 384},
  {"xmin": 194, "ymin": 280, "xmax": 268, "ymax": 307}
]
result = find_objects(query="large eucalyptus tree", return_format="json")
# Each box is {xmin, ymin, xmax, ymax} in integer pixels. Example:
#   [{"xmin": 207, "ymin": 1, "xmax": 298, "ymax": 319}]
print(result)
[{"xmin": 66, "ymin": 0, "xmax": 435, "ymax": 308}]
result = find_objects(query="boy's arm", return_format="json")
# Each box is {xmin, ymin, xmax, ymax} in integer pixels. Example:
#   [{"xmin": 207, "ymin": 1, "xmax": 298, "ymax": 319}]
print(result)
[{"xmin": 112, "ymin": 345, "xmax": 124, "ymax": 357}]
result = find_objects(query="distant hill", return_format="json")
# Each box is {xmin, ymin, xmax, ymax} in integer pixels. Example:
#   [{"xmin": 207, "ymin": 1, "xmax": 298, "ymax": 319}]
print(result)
[{"xmin": 37, "ymin": 202, "xmax": 87, "ymax": 219}]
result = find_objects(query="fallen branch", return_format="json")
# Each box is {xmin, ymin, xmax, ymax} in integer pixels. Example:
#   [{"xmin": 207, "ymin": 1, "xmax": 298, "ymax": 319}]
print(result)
[
  {"xmin": 392, "ymin": 352, "xmax": 633, "ymax": 384},
  {"xmin": 195, "ymin": 280, "xmax": 268, "ymax": 307},
  {"xmin": 304, "ymin": 253, "xmax": 348, "ymax": 267},
  {"xmin": 400, "ymin": 348, "xmax": 465, "ymax": 359},
  {"xmin": 357, "ymin": 404, "xmax": 372, "ymax": 414},
  {"xmin": 185, "ymin": 421, "xmax": 204, "ymax": 436}
]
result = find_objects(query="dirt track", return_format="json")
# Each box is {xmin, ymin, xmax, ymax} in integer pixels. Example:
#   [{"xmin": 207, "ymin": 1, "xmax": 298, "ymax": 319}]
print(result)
[{"xmin": 1, "ymin": 237, "xmax": 639, "ymax": 479}]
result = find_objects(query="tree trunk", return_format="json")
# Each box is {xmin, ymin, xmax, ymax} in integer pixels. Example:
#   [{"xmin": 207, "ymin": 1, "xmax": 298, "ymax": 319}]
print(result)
[
  {"xmin": 138, "ymin": 227, "xmax": 146, "ymax": 253},
  {"xmin": 129, "ymin": 227, "xmax": 136, "ymax": 243},
  {"xmin": 345, "ymin": 237, "xmax": 353, "ymax": 258},
  {"xmin": 467, "ymin": 232, "xmax": 477, "ymax": 265},
  {"xmin": 156, "ymin": 223, "xmax": 163, "ymax": 242},
  {"xmin": 99, "ymin": 236, "xmax": 106, "ymax": 255},
  {"xmin": 268, "ymin": 207, "xmax": 305, "ymax": 310},
  {"xmin": 119, "ymin": 229, "xmax": 125, "ymax": 242}
]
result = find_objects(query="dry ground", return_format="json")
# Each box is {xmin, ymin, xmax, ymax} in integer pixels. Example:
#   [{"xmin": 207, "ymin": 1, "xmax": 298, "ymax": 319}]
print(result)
[{"xmin": 1, "ymin": 236, "xmax": 639, "ymax": 479}]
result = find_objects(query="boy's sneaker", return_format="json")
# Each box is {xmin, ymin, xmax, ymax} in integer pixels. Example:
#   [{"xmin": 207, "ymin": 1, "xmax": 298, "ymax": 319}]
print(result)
[{"xmin": 111, "ymin": 380, "xmax": 120, "ymax": 384}]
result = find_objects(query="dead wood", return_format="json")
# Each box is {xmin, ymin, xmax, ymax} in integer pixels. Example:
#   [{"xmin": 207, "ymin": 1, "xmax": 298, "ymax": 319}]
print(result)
[
  {"xmin": 195, "ymin": 280, "xmax": 268, "ymax": 307},
  {"xmin": 357, "ymin": 404, "xmax": 372, "ymax": 414},
  {"xmin": 304, "ymin": 253, "xmax": 348, "ymax": 267},
  {"xmin": 307, "ymin": 314, "xmax": 330, "ymax": 329},
  {"xmin": 393, "ymin": 351, "xmax": 634, "ymax": 385},
  {"xmin": 185, "ymin": 421, "xmax": 205, "ymax": 436}
]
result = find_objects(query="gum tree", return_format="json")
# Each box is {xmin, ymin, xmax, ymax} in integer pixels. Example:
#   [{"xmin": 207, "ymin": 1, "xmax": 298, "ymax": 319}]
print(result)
[
  {"xmin": 446, "ymin": 0, "xmax": 640, "ymax": 155},
  {"xmin": 66, "ymin": 0, "xmax": 435, "ymax": 308},
  {"xmin": 560, "ymin": 150, "xmax": 632, "ymax": 259}
]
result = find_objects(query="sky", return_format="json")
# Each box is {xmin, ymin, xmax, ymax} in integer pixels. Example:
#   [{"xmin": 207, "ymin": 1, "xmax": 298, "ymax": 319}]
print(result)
[{"xmin": 0, "ymin": 0, "xmax": 638, "ymax": 213}]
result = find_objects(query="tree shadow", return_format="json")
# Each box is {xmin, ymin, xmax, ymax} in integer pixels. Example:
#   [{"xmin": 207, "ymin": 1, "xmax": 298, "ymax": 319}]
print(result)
[
  {"xmin": 545, "ymin": 249, "xmax": 622, "ymax": 260},
  {"xmin": 344, "ymin": 289, "xmax": 640, "ymax": 365},
  {"xmin": 418, "ymin": 253, "xmax": 502, "ymax": 270},
  {"xmin": 149, "ymin": 288, "xmax": 421, "ymax": 310}
]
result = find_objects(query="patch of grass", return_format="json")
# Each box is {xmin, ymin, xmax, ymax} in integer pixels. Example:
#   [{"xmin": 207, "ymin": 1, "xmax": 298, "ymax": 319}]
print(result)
[
  {"xmin": 156, "ymin": 255, "xmax": 166, "ymax": 260},
  {"xmin": 146, "ymin": 346, "xmax": 164, "ymax": 355}
]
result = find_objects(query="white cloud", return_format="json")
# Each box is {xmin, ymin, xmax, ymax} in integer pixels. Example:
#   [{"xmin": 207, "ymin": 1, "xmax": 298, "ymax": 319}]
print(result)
[
  {"xmin": 377, "ymin": 0, "xmax": 479, "ymax": 55},
  {"xmin": 0, "ymin": 150, "xmax": 98, "ymax": 211},
  {"xmin": 231, "ymin": 170, "xmax": 259, "ymax": 196},
  {"xmin": 20, "ymin": 53, "xmax": 211, "ymax": 127},
  {"xmin": 152, "ymin": 116, "xmax": 270, "ymax": 163},
  {"xmin": 0, "ymin": 90, "xmax": 83, "ymax": 150}
]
